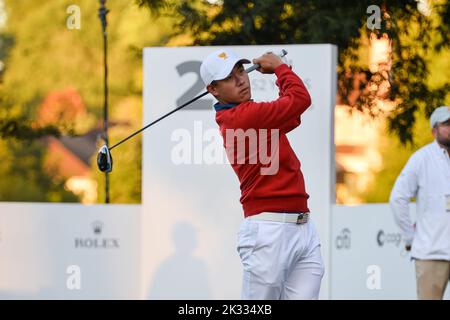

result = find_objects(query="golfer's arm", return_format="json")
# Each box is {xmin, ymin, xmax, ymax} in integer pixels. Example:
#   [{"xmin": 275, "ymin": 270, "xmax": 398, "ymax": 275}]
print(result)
[
  {"xmin": 276, "ymin": 64, "xmax": 309, "ymax": 133},
  {"xmin": 280, "ymin": 117, "xmax": 301, "ymax": 134},
  {"xmin": 389, "ymin": 158, "xmax": 420, "ymax": 245},
  {"xmin": 275, "ymin": 64, "xmax": 310, "ymax": 106},
  {"xmin": 237, "ymin": 64, "xmax": 311, "ymax": 130}
]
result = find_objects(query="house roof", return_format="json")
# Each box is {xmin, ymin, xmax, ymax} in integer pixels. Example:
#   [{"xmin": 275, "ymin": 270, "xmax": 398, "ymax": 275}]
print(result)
[{"xmin": 59, "ymin": 129, "xmax": 102, "ymax": 166}]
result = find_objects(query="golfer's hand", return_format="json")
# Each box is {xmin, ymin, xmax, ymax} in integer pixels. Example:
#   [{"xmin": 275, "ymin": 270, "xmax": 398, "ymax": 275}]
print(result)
[
  {"xmin": 253, "ymin": 52, "xmax": 284, "ymax": 74},
  {"xmin": 405, "ymin": 223, "xmax": 416, "ymax": 252}
]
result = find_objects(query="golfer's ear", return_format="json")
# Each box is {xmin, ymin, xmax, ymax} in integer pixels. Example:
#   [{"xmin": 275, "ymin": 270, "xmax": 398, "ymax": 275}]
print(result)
[{"xmin": 207, "ymin": 84, "xmax": 218, "ymax": 97}]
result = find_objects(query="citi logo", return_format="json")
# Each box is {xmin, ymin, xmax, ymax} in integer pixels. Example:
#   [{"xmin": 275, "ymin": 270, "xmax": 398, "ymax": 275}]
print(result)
[
  {"xmin": 336, "ymin": 228, "xmax": 351, "ymax": 249},
  {"xmin": 74, "ymin": 221, "xmax": 119, "ymax": 249}
]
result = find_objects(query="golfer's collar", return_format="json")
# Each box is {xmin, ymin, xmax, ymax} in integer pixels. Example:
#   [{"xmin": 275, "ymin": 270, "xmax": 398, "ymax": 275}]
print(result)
[{"xmin": 214, "ymin": 102, "xmax": 238, "ymax": 112}]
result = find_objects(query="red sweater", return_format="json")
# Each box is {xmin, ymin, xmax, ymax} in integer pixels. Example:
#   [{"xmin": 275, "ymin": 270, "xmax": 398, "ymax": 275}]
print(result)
[{"xmin": 215, "ymin": 64, "xmax": 312, "ymax": 217}]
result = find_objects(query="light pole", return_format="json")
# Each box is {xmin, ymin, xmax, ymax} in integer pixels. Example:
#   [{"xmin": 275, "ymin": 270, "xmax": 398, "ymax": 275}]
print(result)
[{"xmin": 98, "ymin": 0, "xmax": 110, "ymax": 203}]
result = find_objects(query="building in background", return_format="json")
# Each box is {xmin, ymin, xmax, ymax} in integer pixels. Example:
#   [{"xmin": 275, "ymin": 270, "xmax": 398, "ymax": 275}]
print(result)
[
  {"xmin": 43, "ymin": 132, "xmax": 99, "ymax": 204},
  {"xmin": 38, "ymin": 88, "xmax": 99, "ymax": 203},
  {"xmin": 335, "ymin": 34, "xmax": 392, "ymax": 204}
]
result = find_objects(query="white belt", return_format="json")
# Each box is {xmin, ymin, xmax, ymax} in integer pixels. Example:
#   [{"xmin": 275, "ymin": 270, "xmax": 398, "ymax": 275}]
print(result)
[{"xmin": 247, "ymin": 212, "xmax": 309, "ymax": 224}]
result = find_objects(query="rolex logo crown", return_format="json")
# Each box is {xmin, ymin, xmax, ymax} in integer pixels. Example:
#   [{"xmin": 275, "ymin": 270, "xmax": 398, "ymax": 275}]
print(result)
[{"xmin": 91, "ymin": 221, "xmax": 104, "ymax": 235}]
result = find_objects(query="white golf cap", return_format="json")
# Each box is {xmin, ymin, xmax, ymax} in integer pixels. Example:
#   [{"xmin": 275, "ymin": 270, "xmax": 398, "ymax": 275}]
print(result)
[
  {"xmin": 430, "ymin": 106, "xmax": 450, "ymax": 128},
  {"xmin": 200, "ymin": 49, "xmax": 250, "ymax": 86}
]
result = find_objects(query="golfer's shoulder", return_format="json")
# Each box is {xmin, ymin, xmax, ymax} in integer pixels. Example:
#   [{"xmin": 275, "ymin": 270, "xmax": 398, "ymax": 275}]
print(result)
[
  {"xmin": 407, "ymin": 142, "xmax": 435, "ymax": 169},
  {"xmin": 216, "ymin": 101, "xmax": 265, "ymax": 127},
  {"xmin": 414, "ymin": 141, "xmax": 436, "ymax": 158}
]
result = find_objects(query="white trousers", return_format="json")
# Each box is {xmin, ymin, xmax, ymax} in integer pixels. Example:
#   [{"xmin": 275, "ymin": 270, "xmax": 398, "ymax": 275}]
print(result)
[{"xmin": 237, "ymin": 217, "xmax": 324, "ymax": 300}]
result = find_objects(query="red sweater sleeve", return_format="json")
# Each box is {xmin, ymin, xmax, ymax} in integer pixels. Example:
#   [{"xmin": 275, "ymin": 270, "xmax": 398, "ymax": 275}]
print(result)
[
  {"xmin": 280, "ymin": 117, "xmax": 301, "ymax": 134},
  {"xmin": 234, "ymin": 64, "xmax": 311, "ymax": 130}
]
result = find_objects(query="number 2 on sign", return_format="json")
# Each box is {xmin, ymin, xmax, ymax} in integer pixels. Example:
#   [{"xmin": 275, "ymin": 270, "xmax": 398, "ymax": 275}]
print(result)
[{"xmin": 176, "ymin": 61, "xmax": 214, "ymax": 110}]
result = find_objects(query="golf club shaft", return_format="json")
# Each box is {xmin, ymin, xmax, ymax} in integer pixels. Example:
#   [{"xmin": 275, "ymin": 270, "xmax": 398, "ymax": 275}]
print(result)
[
  {"xmin": 109, "ymin": 91, "xmax": 208, "ymax": 150},
  {"xmin": 109, "ymin": 49, "xmax": 288, "ymax": 151}
]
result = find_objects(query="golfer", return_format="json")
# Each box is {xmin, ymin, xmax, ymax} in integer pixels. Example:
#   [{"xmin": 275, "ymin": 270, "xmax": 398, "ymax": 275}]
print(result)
[{"xmin": 200, "ymin": 49, "xmax": 324, "ymax": 300}]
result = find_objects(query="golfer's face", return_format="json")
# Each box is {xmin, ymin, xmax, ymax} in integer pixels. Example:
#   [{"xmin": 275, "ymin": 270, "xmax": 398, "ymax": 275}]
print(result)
[{"xmin": 212, "ymin": 64, "xmax": 251, "ymax": 104}]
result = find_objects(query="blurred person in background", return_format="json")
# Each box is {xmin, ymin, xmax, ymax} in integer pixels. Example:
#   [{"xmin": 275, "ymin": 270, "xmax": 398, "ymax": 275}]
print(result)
[{"xmin": 390, "ymin": 106, "xmax": 450, "ymax": 300}]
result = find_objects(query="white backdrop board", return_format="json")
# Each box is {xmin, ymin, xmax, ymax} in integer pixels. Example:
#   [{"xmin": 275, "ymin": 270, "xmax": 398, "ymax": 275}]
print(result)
[
  {"xmin": 0, "ymin": 203, "xmax": 141, "ymax": 299},
  {"xmin": 331, "ymin": 204, "xmax": 450, "ymax": 299},
  {"xmin": 142, "ymin": 44, "xmax": 337, "ymax": 299}
]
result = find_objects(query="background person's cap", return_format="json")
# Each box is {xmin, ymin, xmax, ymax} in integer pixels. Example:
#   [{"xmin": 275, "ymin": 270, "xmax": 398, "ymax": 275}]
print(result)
[
  {"xmin": 200, "ymin": 49, "xmax": 251, "ymax": 86},
  {"xmin": 430, "ymin": 106, "xmax": 450, "ymax": 128}
]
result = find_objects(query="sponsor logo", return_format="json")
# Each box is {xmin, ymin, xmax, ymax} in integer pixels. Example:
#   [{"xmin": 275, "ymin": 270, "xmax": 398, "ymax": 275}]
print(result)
[
  {"xmin": 336, "ymin": 228, "xmax": 351, "ymax": 249},
  {"xmin": 376, "ymin": 230, "xmax": 402, "ymax": 247},
  {"xmin": 74, "ymin": 220, "xmax": 119, "ymax": 249},
  {"xmin": 92, "ymin": 220, "xmax": 103, "ymax": 235},
  {"xmin": 218, "ymin": 52, "xmax": 228, "ymax": 60}
]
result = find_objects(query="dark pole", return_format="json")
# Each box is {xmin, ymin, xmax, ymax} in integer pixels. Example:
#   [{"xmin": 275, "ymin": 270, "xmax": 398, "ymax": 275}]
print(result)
[{"xmin": 98, "ymin": 0, "xmax": 110, "ymax": 203}]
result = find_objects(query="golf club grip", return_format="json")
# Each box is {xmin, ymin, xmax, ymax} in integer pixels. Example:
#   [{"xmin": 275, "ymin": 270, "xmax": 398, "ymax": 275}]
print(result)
[
  {"xmin": 245, "ymin": 49, "xmax": 288, "ymax": 73},
  {"xmin": 245, "ymin": 63, "xmax": 260, "ymax": 73}
]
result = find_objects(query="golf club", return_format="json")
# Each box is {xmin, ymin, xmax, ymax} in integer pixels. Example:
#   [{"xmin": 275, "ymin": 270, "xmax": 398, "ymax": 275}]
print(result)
[{"xmin": 97, "ymin": 49, "xmax": 288, "ymax": 173}]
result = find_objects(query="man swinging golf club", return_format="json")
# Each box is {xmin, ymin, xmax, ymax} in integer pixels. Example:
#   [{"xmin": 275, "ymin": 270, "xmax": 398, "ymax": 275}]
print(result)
[
  {"xmin": 96, "ymin": 48, "xmax": 323, "ymax": 299},
  {"xmin": 200, "ymin": 49, "xmax": 324, "ymax": 300},
  {"xmin": 96, "ymin": 51, "xmax": 287, "ymax": 172}
]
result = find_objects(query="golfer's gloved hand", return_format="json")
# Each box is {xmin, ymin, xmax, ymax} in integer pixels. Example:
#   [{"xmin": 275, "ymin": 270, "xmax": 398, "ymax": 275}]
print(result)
[{"xmin": 253, "ymin": 52, "xmax": 284, "ymax": 74}]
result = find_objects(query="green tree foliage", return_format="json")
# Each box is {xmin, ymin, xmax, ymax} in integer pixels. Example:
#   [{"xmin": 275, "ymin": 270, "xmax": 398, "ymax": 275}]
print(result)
[
  {"xmin": 360, "ymin": 110, "xmax": 434, "ymax": 203},
  {"xmin": 0, "ymin": 138, "xmax": 78, "ymax": 201},
  {"xmin": 0, "ymin": 0, "xmax": 177, "ymax": 202},
  {"xmin": 138, "ymin": 0, "xmax": 450, "ymax": 204},
  {"xmin": 360, "ymin": 34, "xmax": 450, "ymax": 202},
  {"xmin": 139, "ymin": 0, "xmax": 450, "ymax": 144},
  {"xmin": 95, "ymin": 96, "xmax": 142, "ymax": 203}
]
